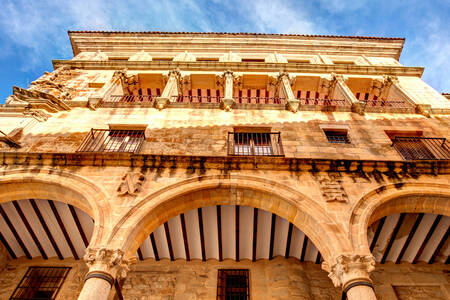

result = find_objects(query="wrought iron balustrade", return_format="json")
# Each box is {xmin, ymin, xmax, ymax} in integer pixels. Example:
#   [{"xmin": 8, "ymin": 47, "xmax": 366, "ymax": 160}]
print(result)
[
  {"xmin": 77, "ymin": 129, "xmax": 145, "ymax": 153},
  {"xmin": 101, "ymin": 95, "xmax": 157, "ymax": 106},
  {"xmin": 235, "ymin": 96, "xmax": 285, "ymax": 105},
  {"xmin": 173, "ymin": 95, "xmax": 222, "ymax": 103},
  {"xmin": 392, "ymin": 137, "xmax": 450, "ymax": 160},
  {"xmin": 227, "ymin": 132, "xmax": 284, "ymax": 156},
  {"xmin": 297, "ymin": 98, "xmax": 349, "ymax": 107}
]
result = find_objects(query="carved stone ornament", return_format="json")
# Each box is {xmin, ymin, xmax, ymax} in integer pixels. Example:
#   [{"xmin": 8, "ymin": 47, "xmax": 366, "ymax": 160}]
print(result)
[
  {"xmin": 318, "ymin": 173, "xmax": 348, "ymax": 203},
  {"xmin": 322, "ymin": 254, "xmax": 376, "ymax": 288},
  {"xmin": 113, "ymin": 69, "xmax": 139, "ymax": 95},
  {"xmin": 84, "ymin": 248, "xmax": 137, "ymax": 279},
  {"xmin": 117, "ymin": 172, "xmax": 146, "ymax": 196}
]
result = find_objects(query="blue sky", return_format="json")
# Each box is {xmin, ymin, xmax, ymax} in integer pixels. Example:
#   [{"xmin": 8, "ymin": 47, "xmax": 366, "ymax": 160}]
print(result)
[{"xmin": 0, "ymin": 0, "xmax": 449, "ymax": 104}]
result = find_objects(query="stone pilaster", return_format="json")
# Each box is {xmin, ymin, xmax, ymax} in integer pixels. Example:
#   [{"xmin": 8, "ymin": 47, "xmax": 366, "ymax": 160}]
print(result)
[
  {"xmin": 322, "ymin": 254, "xmax": 377, "ymax": 300},
  {"xmin": 155, "ymin": 69, "xmax": 180, "ymax": 110},
  {"xmin": 78, "ymin": 248, "xmax": 136, "ymax": 300}
]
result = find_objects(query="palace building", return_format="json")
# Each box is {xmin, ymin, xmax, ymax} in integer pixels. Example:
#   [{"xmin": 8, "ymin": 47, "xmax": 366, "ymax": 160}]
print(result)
[{"xmin": 0, "ymin": 31, "xmax": 449, "ymax": 300}]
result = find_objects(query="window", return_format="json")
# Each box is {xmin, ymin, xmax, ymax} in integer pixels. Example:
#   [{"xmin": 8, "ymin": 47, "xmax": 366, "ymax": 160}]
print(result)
[
  {"xmin": 386, "ymin": 131, "xmax": 450, "ymax": 160},
  {"xmin": 77, "ymin": 129, "xmax": 145, "ymax": 153},
  {"xmin": 108, "ymin": 57, "xmax": 129, "ymax": 61},
  {"xmin": 152, "ymin": 57, "xmax": 173, "ymax": 61},
  {"xmin": 242, "ymin": 58, "xmax": 265, "ymax": 63},
  {"xmin": 332, "ymin": 60, "xmax": 355, "ymax": 65},
  {"xmin": 228, "ymin": 131, "xmax": 284, "ymax": 156},
  {"xmin": 217, "ymin": 269, "xmax": 249, "ymax": 300},
  {"xmin": 288, "ymin": 59, "xmax": 310, "ymax": 64},
  {"xmin": 324, "ymin": 129, "xmax": 350, "ymax": 144},
  {"xmin": 10, "ymin": 267, "xmax": 70, "ymax": 300}
]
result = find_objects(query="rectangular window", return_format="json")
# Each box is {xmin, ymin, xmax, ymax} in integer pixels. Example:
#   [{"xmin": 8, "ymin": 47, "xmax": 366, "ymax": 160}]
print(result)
[
  {"xmin": 10, "ymin": 267, "xmax": 71, "ymax": 300},
  {"xmin": 333, "ymin": 60, "xmax": 355, "ymax": 65},
  {"xmin": 197, "ymin": 58, "xmax": 219, "ymax": 62},
  {"xmin": 77, "ymin": 129, "xmax": 145, "ymax": 153},
  {"xmin": 217, "ymin": 269, "xmax": 249, "ymax": 300},
  {"xmin": 324, "ymin": 130, "xmax": 350, "ymax": 144},
  {"xmin": 242, "ymin": 58, "xmax": 265, "ymax": 63},
  {"xmin": 228, "ymin": 131, "xmax": 283, "ymax": 156}
]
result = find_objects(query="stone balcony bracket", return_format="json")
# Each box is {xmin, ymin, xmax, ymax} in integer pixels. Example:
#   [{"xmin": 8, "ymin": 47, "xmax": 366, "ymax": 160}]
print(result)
[
  {"xmin": 286, "ymin": 98, "xmax": 300, "ymax": 113},
  {"xmin": 220, "ymin": 97, "xmax": 235, "ymax": 111},
  {"xmin": 154, "ymin": 97, "xmax": 170, "ymax": 110}
]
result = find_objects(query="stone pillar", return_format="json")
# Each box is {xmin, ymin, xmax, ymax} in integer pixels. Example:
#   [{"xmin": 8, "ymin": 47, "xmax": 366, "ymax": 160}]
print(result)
[
  {"xmin": 333, "ymin": 74, "xmax": 365, "ymax": 114},
  {"xmin": 322, "ymin": 254, "xmax": 377, "ymax": 300},
  {"xmin": 385, "ymin": 75, "xmax": 431, "ymax": 116},
  {"xmin": 220, "ymin": 70, "xmax": 235, "ymax": 111},
  {"xmin": 278, "ymin": 72, "xmax": 299, "ymax": 113},
  {"xmin": 155, "ymin": 69, "xmax": 180, "ymax": 110},
  {"xmin": 78, "ymin": 248, "xmax": 135, "ymax": 300}
]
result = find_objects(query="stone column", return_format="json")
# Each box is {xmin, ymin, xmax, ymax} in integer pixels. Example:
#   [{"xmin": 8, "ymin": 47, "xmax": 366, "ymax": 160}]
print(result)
[
  {"xmin": 322, "ymin": 254, "xmax": 377, "ymax": 300},
  {"xmin": 220, "ymin": 70, "xmax": 235, "ymax": 111},
  {"xmin": 333, "ymin": 74, "xmax": 365, "ymax": 114},
  {"xmin": 78, "ymin": 248, "xmax": 135, "ymax": 300},
  {"xmin": 278, "ymin": 72, "xmax": 299, "ymax": 113},
  {"xmin": 155, "ymin": 69, "xmax": 180, "ymax": 110}
]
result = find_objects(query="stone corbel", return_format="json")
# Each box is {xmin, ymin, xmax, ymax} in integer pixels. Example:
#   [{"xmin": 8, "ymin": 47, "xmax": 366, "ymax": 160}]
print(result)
[
  {"xmin": 277, "ymin": 72, "xmax": 299, "ymax": 113},
  {"xmin": 322, "ymin": 254, "xmax": 375, "ymax": 288},
  {"xmin": 333, "ymin": 74, "xmax": 365, "ymax": 115}
]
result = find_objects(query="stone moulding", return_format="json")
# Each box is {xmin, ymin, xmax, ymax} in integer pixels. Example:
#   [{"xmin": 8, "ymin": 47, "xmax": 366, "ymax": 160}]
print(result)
[
  {"xmin": 52, "ymin": 60, "xmax": 424, "ymax": 77},
  {"xmin": 0, "ymin": 152, "xmax": 448, "ymax": 175}
]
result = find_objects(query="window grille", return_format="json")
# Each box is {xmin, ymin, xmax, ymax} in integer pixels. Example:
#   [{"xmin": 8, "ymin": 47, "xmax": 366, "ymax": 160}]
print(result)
[
  {"xmin": 392, "ymin": 137, "xmax": 450, "ymax": 160},
  {"xmin": 324, "ymin": 130, "xmax": 350, "ymax": 144},
  {"xmin": 217, "ymin": 269, "xmax": 249, "ymax": 300},
  {"xmin": 227, "ymin": 132, "xmax": 284, "ymax": 156},
  {"xmin": 77, "ymin": 129, "xmax": 145, "ymax": 153},
  {"xmin": 10, "ymin": 266, "xmax": 71, "ymax": 300}
]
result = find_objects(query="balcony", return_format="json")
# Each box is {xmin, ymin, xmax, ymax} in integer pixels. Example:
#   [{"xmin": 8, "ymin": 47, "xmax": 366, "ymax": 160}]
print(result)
[
  {"xmin": 227, "ymin": 132, "xmax": 284, "ymax": 156},
  {"xmin": 77, "ymin": 129, "xmax": 145, "ymax": 153},
  {"xmin": 235, "ymin": 96, "xmax": 284, "ymax": 105},
  {"xmin": 362, "ymin": 98, "xmax": 414, "ymax": 112},
  {"xmin": 173, "ymin": 95, "xmax": 222, "ymax": 104},
  {"xmin": 297, "ymin": 97, "xmax": 350, "ymax": 111},
  {"xmin": 392, "ymin": 137, "xmax": 450, "ymax": 160}
]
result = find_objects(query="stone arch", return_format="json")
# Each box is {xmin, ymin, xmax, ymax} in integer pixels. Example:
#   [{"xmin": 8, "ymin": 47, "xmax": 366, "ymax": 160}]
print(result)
[
  {"xmin": 349, "ymin": 182, "xmax": 450, "ymax": 253},
  {"xmin": 110, "ymin": 174, "xmax": 351, "ymax": 262},
  {"xmin": 0, "ymin": 167, "xmax": 111, "ymax": 246}
]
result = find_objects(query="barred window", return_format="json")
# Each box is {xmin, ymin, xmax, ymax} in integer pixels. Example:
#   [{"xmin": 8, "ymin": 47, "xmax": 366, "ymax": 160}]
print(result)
[
  {"xmin": 217, "ymin": 269, "xmax": 249, "ymax": 300},
  {"xmin": 227, "ymin": 132, "xmax": 284, "ymax": 156},
  {"xmin": 324, "ymin": 130, "xmax": 350, "ymax": 144},
  {"xmin": 10, "ymin": 267, "xmax": 71, "ymax": 300},
  {"xmin": 77, "ymin": 129, "xmax": 145, "ymax": 153}
]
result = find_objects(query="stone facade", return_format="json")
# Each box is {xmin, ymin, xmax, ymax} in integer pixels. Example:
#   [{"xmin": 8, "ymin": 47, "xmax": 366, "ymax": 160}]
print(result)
[{"xmin": 0, "ymin": 32, "xmax": 449, "ymax": 299}]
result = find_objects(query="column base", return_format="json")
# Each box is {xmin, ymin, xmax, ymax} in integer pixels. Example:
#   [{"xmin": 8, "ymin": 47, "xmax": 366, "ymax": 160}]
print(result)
[
  {"xmin": 286, "ymin": 99, "xmax": 300, "ymax": 113},
  {"xmin": 154, "ymin": 97, "xmax": 170, "ymax": 110},
  {"xmin": 220, "ymin": 98, "xmax": 235, "ymax": 111}
]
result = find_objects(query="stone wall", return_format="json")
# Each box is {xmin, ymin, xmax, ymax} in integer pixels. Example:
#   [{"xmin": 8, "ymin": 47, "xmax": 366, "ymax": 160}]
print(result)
[{"xmin": 1, "ymin": 257, "xmax": 448, "ymax": 300}]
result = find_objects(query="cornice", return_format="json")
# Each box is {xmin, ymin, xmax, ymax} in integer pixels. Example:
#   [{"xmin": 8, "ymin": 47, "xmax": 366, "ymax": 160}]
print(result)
[
  {"xmin": 0, "ymin": 152, "xmax": 447, "ymax": 175},
  {"xmin": 52, "ymin": 60, "xmax": 424, "ymax": 77}
]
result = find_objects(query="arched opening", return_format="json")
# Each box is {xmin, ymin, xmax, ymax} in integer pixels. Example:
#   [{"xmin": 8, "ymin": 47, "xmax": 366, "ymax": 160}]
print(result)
[
  {"xmin": 0, "ymin": 199, "xmax": 94, "ymax": 260},
  {"xmin": 114, "ymin": 175, "xmax": 349, "ymax": 263}
]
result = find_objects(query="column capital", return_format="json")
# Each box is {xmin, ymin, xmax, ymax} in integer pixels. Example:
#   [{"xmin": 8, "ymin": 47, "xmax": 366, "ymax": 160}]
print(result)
[
  {"xmin": 322, "ymin": 254, "xmax": 375, "ymax": 289},
  {"xmin": 84, "ymin": 247, "xmax": 137, "ymax": 280}
]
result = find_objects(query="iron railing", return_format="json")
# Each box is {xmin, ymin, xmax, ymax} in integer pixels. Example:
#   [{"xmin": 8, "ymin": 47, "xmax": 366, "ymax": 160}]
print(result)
[
  {"xmin": 392, "ymin": 137, "xmax": 450, "ymax": 160},
  {"xmin": 173, "ymin": 95, "xmax": 222, "ymax": 103},
  {"xmin": 77, "ymin": 129, "xmax": 145, "ymax": 153},
  {"xmin": 217, "ymin": 269, "xmax": 249, "ymax": 300},
  {"xmin": 297, "ymin": 97, "xmax": 349, "ymax": 107},
  {"xmin": 101, "ymin": 95, "xmax": 157, "ymax": 106},
  {"xmin": 324, "ymin": 131, "xmax": 350, "ymax": 144},
  {"xmin": 227, "ymin": 132, "xmax": 284, "ymax": 156},
  {"xmin": 10, "ymin": 266, "xmax": 71, "ymax": 300},
  {"xmin": 363, "ymin": 99, "xmax": 413, "ymax": 109},
  {"xmin": 235, "ymin": 96, "xmax": 285, "ymax": 105}
]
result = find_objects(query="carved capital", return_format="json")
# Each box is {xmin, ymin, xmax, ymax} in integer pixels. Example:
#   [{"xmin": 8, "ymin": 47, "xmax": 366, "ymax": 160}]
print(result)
[
  {"xmin": 322, "ymin": 254, "xmax": 375, "ymax": 288},
  {"xmin": 84, "ymin": 248, "xmax": 136, "ymax": 280}
]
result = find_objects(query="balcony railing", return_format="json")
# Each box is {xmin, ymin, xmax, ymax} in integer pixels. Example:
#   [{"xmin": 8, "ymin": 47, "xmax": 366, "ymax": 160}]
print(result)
[
  {"xmin": 297, "ymin": 98, "xmax": 349, "ymax": 107},
  {"xmin": 77, "ymin": 129, "xmax": 145, "ymax": 153},
  {"xmin": 363, "ymin": 99, "xmax": 413, "ymax": 110},
  {"xmin": 173, "ymin": 95, "xmax": 222, "ymax": 103},
  {"xmin": 392, "ymin": 137, "xmax": 450, "ymax": 160},
  {"xmin": 235, "ymin": 97, "xmax": 285, "ymax": 105},
  {"xmin": 101, "ymin": 95, "xmax": 157, "ymax": 107},
  {"xmin": 227, "ymin": 132, "xmax": 284, "ymax": 156}
]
